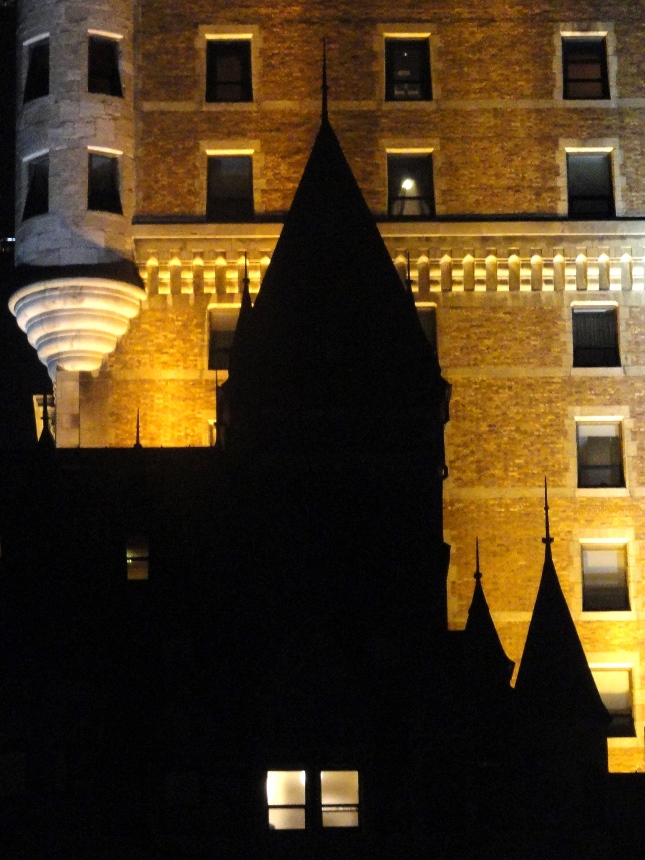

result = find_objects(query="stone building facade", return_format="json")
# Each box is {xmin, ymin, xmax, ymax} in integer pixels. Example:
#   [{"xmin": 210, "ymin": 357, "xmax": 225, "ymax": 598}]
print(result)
[{"xmin": 9, "ymin": 0, "xmax": 645, "ymax": 773}]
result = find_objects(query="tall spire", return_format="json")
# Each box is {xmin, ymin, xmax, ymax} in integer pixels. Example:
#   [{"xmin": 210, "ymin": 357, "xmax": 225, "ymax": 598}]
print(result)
[
  {"xmin": 134, "ymin": 408, "xmax": 142, "ymax": 449},
  {"xmin": 322, "ymin": 38, "xmax": 329, "ymax": 121},
  {"xmin": 542, "ymin": 476, "xmax": 553, "ymax": 547}
]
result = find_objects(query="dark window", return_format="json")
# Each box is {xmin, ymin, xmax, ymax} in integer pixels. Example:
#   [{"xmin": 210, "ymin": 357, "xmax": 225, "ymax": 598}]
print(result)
[
  {"xmin": 208, "ymin": 328, "xmax": 235, "ymax": 370},
  {"xmin": 88, "ymin": 36, "xmax": 123, "ymax": 96},
  {"xmin": 22, "ymin": 154, "xmax": 49, "ymax": 220},
  {"xmin": 567, "ymin": 152, "xmax": 615, "ymax": 218},
  {"xmin": 576, "ymin": 422, "xmax": 624, "ymax": 488},
  {"xmin": 417, "ymin": 306, "xmax": 437, "ymax": 350},
  {"xmin": 205, "ymin": 40, "xmax": 252, "ymax": 102},
  {"xmin": 562, "ymin": 37, "xmax": 609, "ymax": 100},
  {"xmin": 206, "ymin": 156, "xmax": 253, "ymax": 221},
  {"xmin": 88, "ymin": 153, "xmax": 122, "ymax": 214},
  {"xmin": 592, "ymin": 669, "xmax": 636, "ymax": 737},
  {"xmin": 572, "ymin": 307, "xmax": 620, "ymax": 367},
  {"xmin": 582, "ymin": 544, "xmax": 629, "ymax": 611},
  {"xmin": 388, "ymin": 154, "xmax": 434, "ymax": 218},
  {"xmin": 385, "ymin": 38, "xmax": 431, "ymax": 101},
  {"xmin": 24, "ymin": 39, "xmax": 49, "ymax": 103}
]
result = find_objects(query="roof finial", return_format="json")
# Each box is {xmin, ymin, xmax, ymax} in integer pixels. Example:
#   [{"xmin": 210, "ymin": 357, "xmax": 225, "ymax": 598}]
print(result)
[
  {"xmin": 474, "ymin": 537, "xmax": 482, "ymax": 581},
  {"xmin": 405, "ymin": 251, "xmax": 413, "ymax": 293},
  {"xmin": 241, "ymin": 251, "xmax": 252, "ymax": 311},
  {"xmin": 542, "ymin": 477, "xmax": 553, "ymax": 545},
  {"xmin": 322, "ymin": 38, "xmax": 329, "ymax": 120},
  {"xmin": 38, "ymin": 391, "xmax": 55, "ymax": 447},
  {"xmin": 134, "ymin": 408, "xmax": 142, "ymax": 448}
]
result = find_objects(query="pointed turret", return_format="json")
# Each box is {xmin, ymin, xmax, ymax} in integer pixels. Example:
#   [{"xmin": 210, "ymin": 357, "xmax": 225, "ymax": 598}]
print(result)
[
  {"xmin": 515, "ymin": 482, "xmax": 607, "ymax": 721},
  {"xmin": 222, "ymin": 56, "xmax": 447, "ymax": 456},
  {"xmin": 463, "ymin": 539, "xmax": 514, "ymax": 693}
]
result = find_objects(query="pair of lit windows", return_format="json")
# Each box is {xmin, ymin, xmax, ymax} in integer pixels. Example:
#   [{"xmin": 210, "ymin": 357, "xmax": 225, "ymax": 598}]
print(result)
[
  {"xmin": 266, "ymin": 770, "xmax": 359, "ymax": 830},
  {"xmin": 23, "ymin": 35, "xmax": 122, "ymax": 103},
  {"xmin": 591, "ymin": 668, "xmax": 635, "ymax": 737},
  {"xmin": 22, "ymin": 152, "xmax": 122, "ymax": 221}
]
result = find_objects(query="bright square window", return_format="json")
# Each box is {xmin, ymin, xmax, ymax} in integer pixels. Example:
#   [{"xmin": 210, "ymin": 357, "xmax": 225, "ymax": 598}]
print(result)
[
  {"xmin": 387, "ymin": 154, "xmax": 434, "ymax": 218},
  {"xmin": 320, "ymin": 770, "xmax": 359, "ymax": 828},
  {"xmin": 266, "ymin": 771, "xmax": 306, "ymax": 830},
  {"xmin": 582, "ymin": 544, "xmax": 629, "ymax": 611},
  {"xmin": 576, "ymin": 422, "xmax": 624, "ymax": 489}
]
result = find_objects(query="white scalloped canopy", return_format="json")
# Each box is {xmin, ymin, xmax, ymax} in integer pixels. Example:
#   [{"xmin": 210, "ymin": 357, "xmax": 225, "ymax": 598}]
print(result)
[{"xmin": 9, "ymin": 278, "xmax": 144, "ymax": 378}]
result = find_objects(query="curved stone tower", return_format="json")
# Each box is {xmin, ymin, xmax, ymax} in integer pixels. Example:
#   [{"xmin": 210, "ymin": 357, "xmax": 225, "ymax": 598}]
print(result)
[{"xmin": 10, "ymin": 0, "xmax": 143, "ymax": 378}]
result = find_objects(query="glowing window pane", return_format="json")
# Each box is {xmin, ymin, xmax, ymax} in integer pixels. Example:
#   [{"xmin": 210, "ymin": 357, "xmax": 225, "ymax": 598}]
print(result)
[
  {"xmin": 267, "ymin": 771, "xmax": 306, "ymax": 829},
  {"xmin": 126, "ymin": 536, "xmax": 149, "ymax": 580},
  {"xmin": 320, "ymin": 770, "xmax": 359, "ymax": 828}
]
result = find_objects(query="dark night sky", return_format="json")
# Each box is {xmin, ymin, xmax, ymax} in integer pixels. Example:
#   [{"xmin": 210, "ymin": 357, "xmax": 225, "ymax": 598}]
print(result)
[{"xmin": 0, "ymin": 2, "xmax": 50, "ymax": 448}]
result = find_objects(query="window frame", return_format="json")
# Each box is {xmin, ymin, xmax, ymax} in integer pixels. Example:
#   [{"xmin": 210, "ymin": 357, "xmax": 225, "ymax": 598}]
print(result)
[
  {"xmin": 23, "ymin": 35, "xmax": 50, "ymax": 103},
  {"xmin": 576, "ymin": 419, "xmax": 625, "ymax": 490},
  {"xmin": 266, "ymin": 768, "xmax": 360, "ymax": 831},
  {"xmin": 591, "ymin": 666, "xmax": 636, "ymax": 737},
  {"xmin": 87, "ymin": 31, "xmax": 123, "ymax": 97},
  {"xmin": 572, "ymin": 305, "xmax": 620, "ymax": 368},
  {"xmin": 87, "ymin": 148, "xmax": 123, "ymax": 215},
  {"xmin": 566, "ymin": 150, "xmax": 615, "ymax": 219},
  {"xmin": 581, "ymin": 541, "xmax": 630, "ymax": 612},
  {"xmin": 22, "ymin": 150, "xmax": 49, "ymax": 221},
  {"xmin": 387, "ymin": 151, "xmax": 435, "ymax": 219},
  {"xmin": 205, "ymin": 151, "xmax": 254, "ymax": 222},
  {"xmin": 205, "ymin": 37, "xmax": 253, "ymax": 103},
  {"xmin": 562, "ymin": 35, "xmax": 610, "ymax": 100},
  {"xmin": 384, "ymin": 36, "xmax": 432, "ymax": 102}
]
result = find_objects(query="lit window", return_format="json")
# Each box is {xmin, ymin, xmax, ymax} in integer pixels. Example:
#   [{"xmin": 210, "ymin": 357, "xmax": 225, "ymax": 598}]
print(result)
[
  {"xmin": 385, "ymin": 38, "xmax": 431, "ymax": 101},
  {"xmin": 22, "ymin": 153, "xmax": 49, "ymax": 221},
  {"xmin": 562, "ymin": 37, "xmax": 609, "ymax": 100},
  {"xmin": 388, "ymin": 154, "xmax": 434, "ymax": 218},
  {"xmin": 88, "ymin": 152, "xmax": 122, "ymax": 214},
  {"xmin": 126, "ymin": 536, "xmax": 149, "ymax": 580},
  {"xmin": 206, "ymin": 155, "xmax": 254, "ymax": 221},
  {"xmin": 88, "ymin": 35, "xmax": 123, "ymax": 96},
  {"xmin": 208, "ymin": 308, "xmax": 240, "ymax": 370},
  {"xmin": 582, "ymin": 544, "xmax": 629, "ymax": 611},
  {"xmin": 266, "ymin": 771, "xmax": 306, "ymax": 830},
  {"xmin": 567, "ymin": 152, "xmax": 615, "ymax": 218},
  {"xmin": 205, "ymin": 40, "xmax": 252, "ymax": 102},
  {"xmin": 591, "ymin": 668, "xmax": 636, "ymax": 736},
  {"xmin": 24, "ymin": 38, "xmax": 49, "ymax": 103},
  {"xmin": 572, "ymin": 307, "xmax": 619, "ymax": 367},
  {"xmin": 576, "ymin": 422, "xmax": 624, "ymax": 488},
  {"xmin": 320, "ymin": 771, "xmax": 359, "ymax": 828}
]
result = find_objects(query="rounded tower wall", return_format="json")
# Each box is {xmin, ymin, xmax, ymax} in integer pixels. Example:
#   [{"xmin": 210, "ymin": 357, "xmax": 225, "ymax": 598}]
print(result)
[{"xmin": 16, "ymin": 0, "xmax": 135, "ymax": 266}]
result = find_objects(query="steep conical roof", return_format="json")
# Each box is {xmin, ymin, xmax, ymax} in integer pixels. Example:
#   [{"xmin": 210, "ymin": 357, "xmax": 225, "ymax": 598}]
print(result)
[
  {"xmin": 224, "ymin": 94, "xmax": 446, "ymax": 453},
  {"xmin": 463, "ymin": 541, "xmax": 514, "ymax": 692},
  {"xmin": 515, "ymin": 487, "xmax": 608, "ymax": 722}
]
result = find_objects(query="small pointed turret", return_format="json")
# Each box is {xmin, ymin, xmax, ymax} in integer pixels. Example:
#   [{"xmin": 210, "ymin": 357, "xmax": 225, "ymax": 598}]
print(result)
[
  {"xmin": 37, "ymin": 392, "xmax": 55, "ymax": 449},
  {"xmin": 515, "ymin": 481, "xmax": 607, "ymax": 721},
  {"xmin": 133, "ymin": 409, "xmax": 142, "ymax": 449},
  {"xmin": 463, "ymin": 539, "xmax": 514, "ymax": 691}
]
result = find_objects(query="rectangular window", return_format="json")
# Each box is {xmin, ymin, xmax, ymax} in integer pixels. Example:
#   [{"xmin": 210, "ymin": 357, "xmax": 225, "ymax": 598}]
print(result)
[
  {"xmin": 572, "ymin": 307, "xmax": 619, "ymax": 367},
  {"xmin": 591, "ymin": 668, "xmax": 636, "ymax": 736},
  {"xmin": 126, "ymin": 536, "xmax": 149, "ymax": 581},
  {"xmin": 24, "ymin": 38, "xmax": 49, "ymax": 103},
  {"xmin": 320, "ymin": 771, "xmax": 359, "ymax": 828},
  {"xmin": 206, "ymin": 155, "xmax": 254, "ymax": 221},
  {"xmin": 88, "ymin": 35, "xmax": 123, "ymax": 96},
  {"xmin": 385, "ymin": 38, "xmax": 431, "ymax": 101},
  {"xmin": 576, "ymin": 421, "xmax": 624, "ymax": 488},
  {"xmin": 567, "ymin": 152, "xmax": 615, "ymax": 218},
  {"xmin": 205, "ymin": 40, "xmax": 252, "ymax": 102},
  {"xmin": 562, "ymin": 37, "xmax": 609, "ymax": 100},
  {"xmin": 582, "ymin": 544, "xmax": 629, "ymax": 611},
  {"xmin": 388, "ymin": 154, "xmax": 434, "ymax": 218},
  {"xmin": 266, "ymin": 771, "xmax": 306, "ymax": 830},
  {"xmin": 22, "ymin": 154, "xmax": 49, "ymax": 221},
  {"xmin": 88, "ymin": 152, "xmax": 122, "ymax": 214}
]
